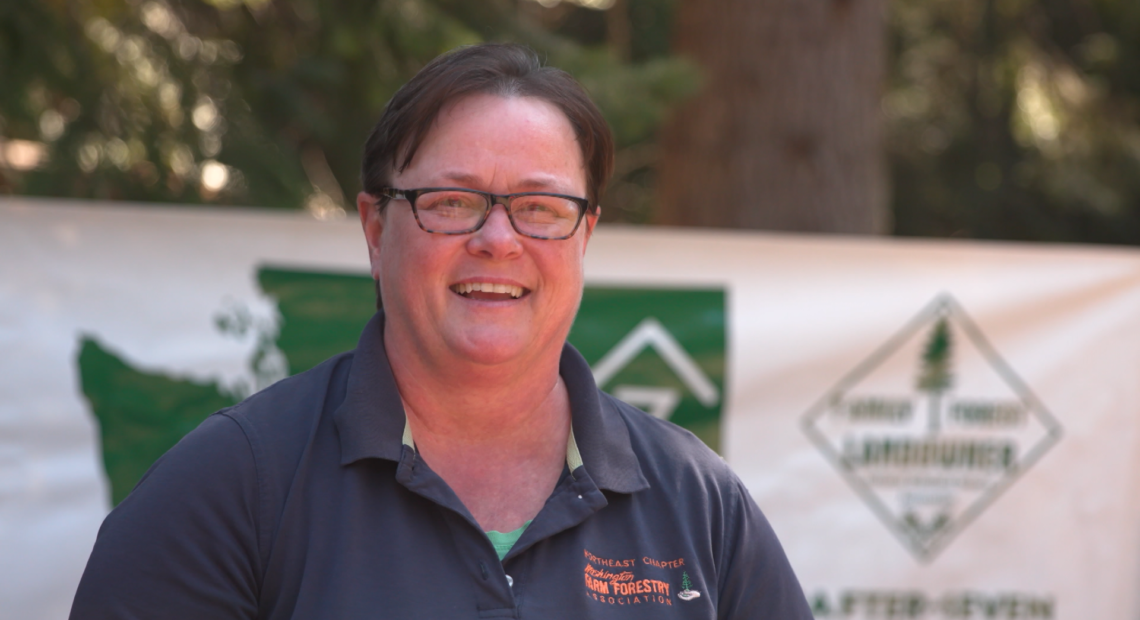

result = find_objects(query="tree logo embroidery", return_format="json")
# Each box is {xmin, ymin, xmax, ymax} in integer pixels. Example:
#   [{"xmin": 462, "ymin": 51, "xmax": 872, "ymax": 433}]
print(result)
[
  {"xmin": 801, "ymin": 294, "xmax": 1062, "ymax": 561},
  {"xmin": 677, "ymin": 571, "xmax": 701, "ymax": 601}
]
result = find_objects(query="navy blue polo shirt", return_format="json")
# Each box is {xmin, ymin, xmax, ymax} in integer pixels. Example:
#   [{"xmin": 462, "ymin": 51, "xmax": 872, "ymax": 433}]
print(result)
[{"xmin": 71, "ymin": 314, "xmax": 812, "ymax": 619}]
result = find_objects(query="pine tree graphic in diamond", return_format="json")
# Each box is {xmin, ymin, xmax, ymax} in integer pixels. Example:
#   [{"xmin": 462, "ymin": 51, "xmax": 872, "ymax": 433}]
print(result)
[
  {"xmin": 677, "ymin": 571, "xmax": 701, "ymax": 601},
  {"xmin": 801, "ymin": 294, "xmax": 1063, "ymax": 560},
  {"xmin": 904, "ymin": 315, "xmax": 955, "ymax": 538},
  {"xmin": 916, "ymin": 316, "xmax": 954, "ymax": 435}
]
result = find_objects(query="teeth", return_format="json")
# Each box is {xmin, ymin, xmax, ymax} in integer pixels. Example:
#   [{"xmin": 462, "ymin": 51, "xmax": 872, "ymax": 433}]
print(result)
[{"xmin": 452, "ymin": 282, "xmax": 525, "ymax": 298}]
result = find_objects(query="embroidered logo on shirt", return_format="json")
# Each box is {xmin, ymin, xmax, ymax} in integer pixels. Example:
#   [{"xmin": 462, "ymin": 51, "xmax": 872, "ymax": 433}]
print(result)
[
  {"xmin": 582, "ymin": 549, "xmax": 700, "ymax": 606},
  {"xmin": 677, "ymin": 571, "xmax": 701, "ymax": 601}
]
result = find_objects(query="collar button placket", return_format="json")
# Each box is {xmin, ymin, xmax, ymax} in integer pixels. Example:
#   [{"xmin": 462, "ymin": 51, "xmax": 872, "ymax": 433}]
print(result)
[{"xmin": 441, "ymin": 512, "xmax": 516, "ymax": 615}]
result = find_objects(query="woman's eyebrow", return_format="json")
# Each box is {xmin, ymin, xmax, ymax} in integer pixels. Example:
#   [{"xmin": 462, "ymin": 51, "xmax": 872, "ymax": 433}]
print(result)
[
  {"xmin": 433, "ymin": 170, "xmax": 576, "ymax": 194},
  {"xmin": 435, "ymin": 170, "xmax": 483, "ymax": 186},
  {"xmin": 512, "ymin": 175, "xmax": 573, "ymax": 193}
]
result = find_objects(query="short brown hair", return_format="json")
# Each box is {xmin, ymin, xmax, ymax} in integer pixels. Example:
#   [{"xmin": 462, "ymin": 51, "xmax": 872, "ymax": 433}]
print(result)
[{"xmin": 360, "ymin": 43, "xmax": 614, "ymax": 210}]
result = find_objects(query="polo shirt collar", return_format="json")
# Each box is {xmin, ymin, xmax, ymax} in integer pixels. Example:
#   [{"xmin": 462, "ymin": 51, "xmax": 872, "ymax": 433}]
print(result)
[
  {"xmin": 334, "ymin": 312, "xmax": 406, "ymax": 463},
  {"xmin": 558, "ymin": 344, "xmax": 648, "ymax": 493},
  {"xmin": 333, "ymin": 312, "xmax": 648, "ymax": 494}
]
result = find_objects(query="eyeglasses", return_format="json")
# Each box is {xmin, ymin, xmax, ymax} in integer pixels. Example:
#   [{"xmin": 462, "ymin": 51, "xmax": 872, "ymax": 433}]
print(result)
[{"xmin": 379, "ymin": 187, "xmax": 593, "ymax": 240}]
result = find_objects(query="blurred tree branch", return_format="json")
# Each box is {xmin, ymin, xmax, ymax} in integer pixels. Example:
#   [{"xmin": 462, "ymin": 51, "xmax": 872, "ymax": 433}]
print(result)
[{"xmin": 0, "ymin": 0, "xmax": 694, "ymax": 223}]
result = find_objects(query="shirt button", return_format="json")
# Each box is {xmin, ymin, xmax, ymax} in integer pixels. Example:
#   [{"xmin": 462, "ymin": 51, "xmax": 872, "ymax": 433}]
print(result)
[{"xmin": 505, "ymin": 574, "xmax": 514, "ymax": 588}]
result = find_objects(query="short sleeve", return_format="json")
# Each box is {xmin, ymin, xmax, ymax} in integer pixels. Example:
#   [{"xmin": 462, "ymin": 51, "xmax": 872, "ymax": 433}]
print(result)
[
  {"xmin": 70, "ymin": 413, "xmax": 261, "ymax": 620},
  {"xmin": 717, "ymin": 478, "xmax": 813, "ymax": 620}
]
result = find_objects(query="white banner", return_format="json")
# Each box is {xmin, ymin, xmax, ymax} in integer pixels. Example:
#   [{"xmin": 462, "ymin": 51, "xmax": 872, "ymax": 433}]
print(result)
[{"xmin": 3, "ymin": 198, "xmax": 1140, "ymax": 618}]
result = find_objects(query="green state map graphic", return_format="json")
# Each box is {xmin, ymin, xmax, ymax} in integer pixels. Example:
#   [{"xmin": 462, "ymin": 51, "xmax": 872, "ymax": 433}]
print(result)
[
  {"xmin": 79, "ymin": 267, "xmax": 725, "ymax": 505},
  {"xmin": 77, "ymin": 338, "xmax": 237, "ymax": 506}
]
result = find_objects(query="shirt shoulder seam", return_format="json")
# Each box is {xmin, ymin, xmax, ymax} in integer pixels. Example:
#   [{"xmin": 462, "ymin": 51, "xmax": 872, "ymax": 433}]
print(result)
[{"xmin": 215, "ymin": 410, "xmax": 268, "ymax": 588}]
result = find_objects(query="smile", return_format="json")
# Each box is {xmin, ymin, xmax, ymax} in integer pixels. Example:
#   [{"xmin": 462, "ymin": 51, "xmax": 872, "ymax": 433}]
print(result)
[{"xmin": 450, "ymin": 282, "xmax": 528, "ymax": 300}]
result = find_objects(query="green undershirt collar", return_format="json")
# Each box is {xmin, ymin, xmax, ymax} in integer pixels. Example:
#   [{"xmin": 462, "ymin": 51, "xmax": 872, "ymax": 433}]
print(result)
[{"xmin": 485, "ymin": 521, "xmax": 533, "ymax": 561}]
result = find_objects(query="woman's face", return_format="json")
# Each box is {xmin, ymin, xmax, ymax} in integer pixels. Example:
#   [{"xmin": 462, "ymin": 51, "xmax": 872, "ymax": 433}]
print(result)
[{"xmin": 359, "ymin": 94, "xmax": 596, "ymax": 369}]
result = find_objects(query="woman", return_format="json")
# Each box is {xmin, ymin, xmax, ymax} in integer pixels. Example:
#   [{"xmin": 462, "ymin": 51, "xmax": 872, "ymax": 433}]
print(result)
[{"xmin": 71, "ymin": 43, "xmax": 812, "ymax": 619}]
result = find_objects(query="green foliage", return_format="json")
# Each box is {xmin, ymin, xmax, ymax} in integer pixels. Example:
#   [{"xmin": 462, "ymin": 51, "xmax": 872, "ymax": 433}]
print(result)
[
  {"xmin": 0, "ymin": 0, "xmax": 693, "ymax": 221},
  {"xmin": 681, "ymin": 571, "xmax": 692, "ymax": 591},
  {"xmin": 887, "ymin": 0, "xmax": 1140, "ymax": 244},
  {"xmin": 917, "ymin": 317, "xmax": 953, "ymax": 393},
  {"xmin": 9, "ymin": 0, "xmax": 1140, "ymax": 241}
]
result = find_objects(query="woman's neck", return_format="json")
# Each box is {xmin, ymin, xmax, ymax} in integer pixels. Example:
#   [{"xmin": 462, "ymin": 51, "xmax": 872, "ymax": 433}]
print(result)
[
  {"xmin": 383, "ymin": 327, "xmax": 573, "ymax": 532},
  {"xmin": 382, "ymin": 318, "xmax": 572, "ymax": 446}
]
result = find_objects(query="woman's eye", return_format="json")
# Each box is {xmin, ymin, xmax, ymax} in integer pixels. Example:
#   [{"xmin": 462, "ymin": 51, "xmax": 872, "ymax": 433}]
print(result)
[
  {"xmin": 422, "ymin": 193, "xmax": 480, "ymax": 211},
  {"xmin": 520, "ymin": 202, "xmax": 552, "ymax": 213}
]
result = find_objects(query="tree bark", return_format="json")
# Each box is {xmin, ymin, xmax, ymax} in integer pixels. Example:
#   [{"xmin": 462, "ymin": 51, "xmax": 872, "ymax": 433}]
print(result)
[{"xmin": 655, "ymin": 0, "xmax": 888, "ymax": 233}]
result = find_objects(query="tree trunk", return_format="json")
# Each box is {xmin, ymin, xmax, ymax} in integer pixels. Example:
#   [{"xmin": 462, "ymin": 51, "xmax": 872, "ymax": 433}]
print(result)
[{"xmin": 655, "ymin": 0, "xmax": 888, "ymax": 233}]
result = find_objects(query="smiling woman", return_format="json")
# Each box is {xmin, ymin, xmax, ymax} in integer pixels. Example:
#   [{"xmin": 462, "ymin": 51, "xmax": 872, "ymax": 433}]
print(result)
[
  {"xmin": 70, "ymin": 44, "xmax": 813, "ymax": 620},
  {"xmin": 361, "ymin": 92, "xmax": 592, "ymax": 374}
]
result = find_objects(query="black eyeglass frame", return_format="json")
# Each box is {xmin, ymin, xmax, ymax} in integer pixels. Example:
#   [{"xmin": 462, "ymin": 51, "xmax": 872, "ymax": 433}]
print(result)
[{"xmin": 378, "ymin": 187, "xmax": 595, "ymax": 240}]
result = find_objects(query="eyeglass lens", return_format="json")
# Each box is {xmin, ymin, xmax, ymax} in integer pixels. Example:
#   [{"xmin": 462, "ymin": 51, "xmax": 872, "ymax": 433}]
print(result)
[{"xmin": 413, "ymin": 190, "xmax": 582, "ymax": 238}]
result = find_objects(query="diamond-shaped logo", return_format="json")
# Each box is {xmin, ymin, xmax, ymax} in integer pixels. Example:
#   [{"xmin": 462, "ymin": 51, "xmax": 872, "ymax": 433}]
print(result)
[{"xmin": 802, "ymin": 294, "xmax": 1062, "ymax": 561}]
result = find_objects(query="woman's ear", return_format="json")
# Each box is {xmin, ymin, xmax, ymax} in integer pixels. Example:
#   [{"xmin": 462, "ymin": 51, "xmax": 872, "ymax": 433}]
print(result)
[{"xmin": 358, "ymin": 192, "xmax": 385, "ymax": 280}]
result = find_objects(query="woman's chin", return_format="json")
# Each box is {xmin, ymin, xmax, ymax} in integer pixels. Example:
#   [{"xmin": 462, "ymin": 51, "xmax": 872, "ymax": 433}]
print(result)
[{"xmin": 445, "ymin": 328, "xmax": 538, "ymax": 367}]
